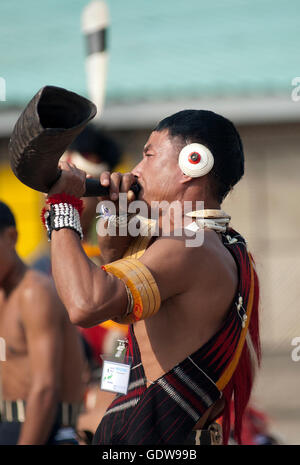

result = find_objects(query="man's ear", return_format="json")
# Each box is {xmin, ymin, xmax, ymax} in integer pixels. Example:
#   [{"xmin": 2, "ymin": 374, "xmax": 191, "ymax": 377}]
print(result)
[
  {"xmin": 179, "ymin": 173, "xmax": 193, "ymax": 184},
  {"xmin": 5, "ymin": 227, "xmax": 18, "ymax": 247}
]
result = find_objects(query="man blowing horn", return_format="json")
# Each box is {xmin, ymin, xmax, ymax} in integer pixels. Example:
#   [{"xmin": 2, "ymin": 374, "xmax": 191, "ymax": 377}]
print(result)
[{"xmin": 41, "ymin": 109, "xmax": 261, "ymax": 445}]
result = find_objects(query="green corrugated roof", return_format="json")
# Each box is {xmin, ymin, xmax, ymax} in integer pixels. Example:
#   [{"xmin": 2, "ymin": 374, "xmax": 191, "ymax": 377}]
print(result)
[{"xmin": 0, "ymin": 0, "xmax": 299, "ymax": 108}]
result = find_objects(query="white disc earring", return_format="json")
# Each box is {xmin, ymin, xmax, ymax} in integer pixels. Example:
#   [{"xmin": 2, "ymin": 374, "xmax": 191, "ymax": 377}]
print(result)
[{"xmin": 178, "ymin": 143, "xmax": 214, "ymax": 177}]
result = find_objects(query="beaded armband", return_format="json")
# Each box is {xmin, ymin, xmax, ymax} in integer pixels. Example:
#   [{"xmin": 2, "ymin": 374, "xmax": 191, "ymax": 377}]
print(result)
[
  {"xmin": 102, "ymin": 258, "xmax": 161, "ymax": 324},
  {"xmin": 41, "ymin": 194, "xmax": 84, "ymax": 241}
]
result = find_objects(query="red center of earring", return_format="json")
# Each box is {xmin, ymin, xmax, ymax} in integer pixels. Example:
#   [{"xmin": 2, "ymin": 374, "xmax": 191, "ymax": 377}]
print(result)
[{"xmin": 188, "ymin": 152, "xmax": 201, "ymax": 164}]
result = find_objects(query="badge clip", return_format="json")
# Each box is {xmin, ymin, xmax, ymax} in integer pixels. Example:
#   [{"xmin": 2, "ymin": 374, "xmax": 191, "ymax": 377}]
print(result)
[{"xmin": 100, "ymin": 338, "xmax": 132, "ymax": 395}]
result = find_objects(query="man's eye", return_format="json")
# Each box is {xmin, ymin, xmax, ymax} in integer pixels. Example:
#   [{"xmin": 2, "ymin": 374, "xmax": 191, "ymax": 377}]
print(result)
[{"xmin": 145, "ymin": 153, "xmax": 154, "ymax": 157}]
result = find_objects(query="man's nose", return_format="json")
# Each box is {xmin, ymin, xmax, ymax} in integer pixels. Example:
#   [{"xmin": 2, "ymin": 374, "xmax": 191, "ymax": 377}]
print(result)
[{"xmin": 131, "ymin": 160, "xmax": 143, "ymax": 178}]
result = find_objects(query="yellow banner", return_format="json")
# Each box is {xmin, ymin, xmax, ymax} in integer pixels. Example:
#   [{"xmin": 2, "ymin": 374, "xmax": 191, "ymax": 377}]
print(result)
[{"xmin": 0, "ymin": 163, "xmax": 44, "ymax": 259}]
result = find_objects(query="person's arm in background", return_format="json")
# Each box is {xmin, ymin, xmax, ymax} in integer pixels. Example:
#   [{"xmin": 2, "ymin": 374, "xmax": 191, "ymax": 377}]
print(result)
[{"xmin": 17, "ymin": 275, "xmax": 63, "ymax": 445}]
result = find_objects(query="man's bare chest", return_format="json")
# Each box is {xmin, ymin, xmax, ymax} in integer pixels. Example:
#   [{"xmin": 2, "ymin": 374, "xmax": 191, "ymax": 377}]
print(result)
[
  {"xmin": 0, "ymin": 298, "xmax": 27, "ymax": 359},
  {"xmin": 133, "ymin": 299, "xmax": 202, "ymax": 385},
  {"xmin": 133, "ymin": 280, "xmax": 231, "ymax": 388}
]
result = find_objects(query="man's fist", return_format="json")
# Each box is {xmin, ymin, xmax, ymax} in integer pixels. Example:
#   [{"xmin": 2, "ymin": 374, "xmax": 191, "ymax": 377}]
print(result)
[{"xmin": 48, "ymin": 161, "xmax": 87, "ymax": 198}]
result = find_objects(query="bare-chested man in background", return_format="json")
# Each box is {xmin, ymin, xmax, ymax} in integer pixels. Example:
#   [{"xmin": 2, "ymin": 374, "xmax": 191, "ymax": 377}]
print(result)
[{"xmin": 0, "ymin": 201, "xmax": 85, "ymax": 445}]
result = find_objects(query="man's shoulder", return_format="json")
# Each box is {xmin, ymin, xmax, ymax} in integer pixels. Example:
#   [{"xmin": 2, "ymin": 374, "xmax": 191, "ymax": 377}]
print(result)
[
  {"xmin": 19, "ymin": 270, "xmax": 63, "ymax": 322},
  {"xmin": 147, "ymin": 229, "xmax": 231, "ymax": 267},
  {"xmin": 140, "ymin": 230, "xmax": 237, "ymax": 288},
  {"xmin": 20, "ymin": 269, "xmax": 54, "ymax": 299},
  {"xmin": 141, "ymin": 229, "xmax": 238, "ymax": 297}
]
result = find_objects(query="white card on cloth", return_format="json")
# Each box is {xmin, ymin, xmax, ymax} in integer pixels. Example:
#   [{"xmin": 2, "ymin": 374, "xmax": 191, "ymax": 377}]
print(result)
[{"xmin": 100, "ymin": 359, "xmax": 131, "ymax": 394}]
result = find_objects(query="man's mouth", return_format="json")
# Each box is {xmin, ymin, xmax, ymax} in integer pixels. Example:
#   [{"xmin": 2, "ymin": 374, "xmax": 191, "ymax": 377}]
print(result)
[
  {"xmin": 131, "ymin": 182, "xmax": 141, "ymax": 197},
  {"xmin": 131, "ymin": 180, "xmax": 143, "ymax": 199}
]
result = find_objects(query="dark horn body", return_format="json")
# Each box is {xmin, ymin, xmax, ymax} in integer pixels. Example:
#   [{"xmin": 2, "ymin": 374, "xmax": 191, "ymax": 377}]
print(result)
[{"xmin": 8, "ymin": 86, "xmax": 97, "ymax": 193}]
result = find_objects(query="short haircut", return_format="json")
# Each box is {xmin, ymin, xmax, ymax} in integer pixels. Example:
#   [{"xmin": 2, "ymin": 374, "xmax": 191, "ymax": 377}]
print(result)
[
  {"xmin": 69, "ymin": 123, "xmax": 122, "ymax": 170},
  {"xmin": 0, "ymin": 201, "xmax": 16, "ymax": 232},
  {"xmin": 154, "ymin": 109, "xmax": 244, "ymax": 203}
]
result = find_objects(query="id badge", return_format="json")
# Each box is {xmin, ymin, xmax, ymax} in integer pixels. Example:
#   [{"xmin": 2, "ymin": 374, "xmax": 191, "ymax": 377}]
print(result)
[
  {"xmin": 100, "ymin": 338, "xmax": 131, "ymax": 395},
  {"xmin": 100, "ymin": 359, "xmax": 131, "ymax": 395}
]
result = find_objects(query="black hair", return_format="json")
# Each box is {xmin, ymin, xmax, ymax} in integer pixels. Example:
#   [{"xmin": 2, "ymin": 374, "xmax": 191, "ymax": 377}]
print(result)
[
  {"xmin": 69, "ymin": 123, "xmax": 122, "ymax": 170},
  {"xmin": 154, "ymin": 109, "xmax": 244, "ymax": 203},
  {"xmin": 0, "ymin": 201, "xmax": 16, "ymax": 232}
]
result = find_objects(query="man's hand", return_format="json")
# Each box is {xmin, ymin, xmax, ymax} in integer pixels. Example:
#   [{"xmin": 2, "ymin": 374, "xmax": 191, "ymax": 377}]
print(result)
[
  {"xmin": 98, "ymin": 171, "xmax": 137, "ymax": 204},
  {"xmin": 47, "ymin": 164, "xmax": 138, "ymax": 203},
  {"xmin": 48, "ymin": 161, "xmax": 87, "ymax": 197},
  {"xmin": 97, "ymin": 171, "xmax": 139, "ymax": 263}
]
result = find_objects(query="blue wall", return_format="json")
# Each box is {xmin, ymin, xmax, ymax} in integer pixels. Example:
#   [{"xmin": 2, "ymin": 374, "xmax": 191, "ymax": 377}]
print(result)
[{"xmin": 0, "ymin": 0, "xmax": 298, "ymax": 106}]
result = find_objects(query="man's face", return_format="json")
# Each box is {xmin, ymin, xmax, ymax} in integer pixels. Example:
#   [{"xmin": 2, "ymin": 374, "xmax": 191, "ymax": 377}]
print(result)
[
  {"xmin": 0, "ymin": 228, "xmax": 17, "ymax": 285},
  {"xmin": 132, "ymin": 129, "xmax": 184, "ymax": 205}
]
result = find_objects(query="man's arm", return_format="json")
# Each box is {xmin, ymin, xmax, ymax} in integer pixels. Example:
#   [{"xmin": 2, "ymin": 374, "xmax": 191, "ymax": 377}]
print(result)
[
  {"xmin": 47, "ymin": 164, "xmax": 133, "ymax": 327},
  {"xmin": 51, "ymin": 228, "xmax": 128, "ymax": 327},
  {"xmin": 51, "ymin": 226, "xmax": 201, "ymax": 327},
  {"xmin": 47, "ymin": 165, "xmax": 190, "ymax": 327},
  {"xmin": 17, "ymin": 275, "xmax": 64, "ymax": 445}
]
